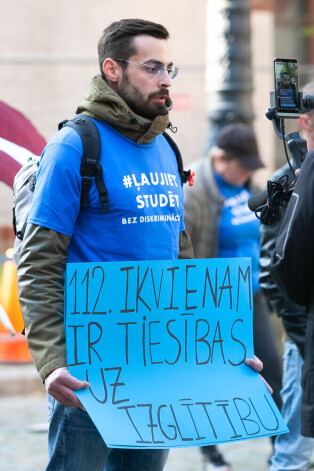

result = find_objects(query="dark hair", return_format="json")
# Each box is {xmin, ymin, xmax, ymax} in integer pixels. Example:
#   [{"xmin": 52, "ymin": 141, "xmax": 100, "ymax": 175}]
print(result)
[{"xmin": 98, "ymin": 19, "xmax": 170, "ymax": 78}]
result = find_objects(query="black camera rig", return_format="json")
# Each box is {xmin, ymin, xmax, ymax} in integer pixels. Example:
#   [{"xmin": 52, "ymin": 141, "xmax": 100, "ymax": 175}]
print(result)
[{"xmin": 248, "ymin": 91, "xmax": 314, "ymax": 225}]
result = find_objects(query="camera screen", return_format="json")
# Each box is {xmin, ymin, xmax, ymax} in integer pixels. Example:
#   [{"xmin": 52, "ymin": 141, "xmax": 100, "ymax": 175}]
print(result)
[{"xmin": 274, "ymin": 58, "xmax": 300, "ymax": 117}]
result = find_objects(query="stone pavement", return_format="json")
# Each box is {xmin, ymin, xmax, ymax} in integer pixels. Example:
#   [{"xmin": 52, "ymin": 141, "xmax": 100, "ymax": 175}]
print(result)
[{"xmin": 0, "ymin": 362, "xmax": 274, "ymax": 471}]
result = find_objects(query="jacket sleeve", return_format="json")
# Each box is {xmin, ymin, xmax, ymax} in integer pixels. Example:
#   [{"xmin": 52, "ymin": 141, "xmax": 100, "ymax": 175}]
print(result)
[
  {"xmin": 183, "ymin": 184, "xmax": 203, "ymax": 253},
  {"xmin": 17, "ymin": 223, "xmax": 71, "ymax": 382},
  {"xmin": 271, "ymin": 150, "xmax": 314, "ymax": 307},
  {"xmin": 260, "ymin": 213, "xmax": 307, "ymax": 357},
  {"xmin": 178, "ymin": 229, "xmax": 194, "ymax": 259}
]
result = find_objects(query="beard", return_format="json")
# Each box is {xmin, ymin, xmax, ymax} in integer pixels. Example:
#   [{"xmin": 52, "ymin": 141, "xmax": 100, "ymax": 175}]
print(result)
[{"xmin": 118, "ymin": 71, "xmax": 169, "ymax": 120}]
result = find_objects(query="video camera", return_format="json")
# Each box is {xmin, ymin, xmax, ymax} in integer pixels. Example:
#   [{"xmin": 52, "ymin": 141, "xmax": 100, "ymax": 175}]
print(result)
[{"xmin": 248, "ymin": 58, "xmax": 314, "ymax": 225}]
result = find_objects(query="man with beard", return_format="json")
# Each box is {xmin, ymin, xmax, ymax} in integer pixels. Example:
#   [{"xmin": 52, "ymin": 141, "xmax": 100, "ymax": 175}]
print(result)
[
  {"xmin": 17, "ymin": 19, "xmax": 194, "ymax": 471},
  {"xmin": 277, "ymin": 71, "xmax": 297, "ymax": 110},
  {"xmin": 17, "ymin": 19, "xmax": 265, "ymax": 471}
]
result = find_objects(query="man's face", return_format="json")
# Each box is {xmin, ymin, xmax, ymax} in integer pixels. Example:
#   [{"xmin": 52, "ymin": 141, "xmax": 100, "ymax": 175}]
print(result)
[
  {"xmin": 221, "ymin": 158, "xmax": 253, "ymax": 186},
  {"xmin": 116, "ymin": 35, "xmax": 173, "ymax": 120},
  {"xmin": 281, "ymin": 73, "xmax": 291, "ymax": 89},
  {"xmin": 214, "ymin": 152, "xmax": 253, "ymax": 186}
]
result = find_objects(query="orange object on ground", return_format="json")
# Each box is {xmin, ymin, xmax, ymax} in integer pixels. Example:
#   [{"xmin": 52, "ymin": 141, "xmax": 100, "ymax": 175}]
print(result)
[
  {"xmin": 0, "ymin": 260, "xmax": 32, "ymax": 363},
  {"xmin": 0, "ymin": 332, "xmax": 32, "ymax": 363},
  {"xmin": 0, "ymin": 260, "xmax": 24, "ymax": 333}
]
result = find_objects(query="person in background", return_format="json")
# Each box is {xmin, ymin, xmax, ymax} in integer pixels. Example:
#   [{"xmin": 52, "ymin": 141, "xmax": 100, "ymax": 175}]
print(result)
[
  {"xmin": 260, "ymin": 81, "xmax": 314, "ymax": 471},
  {"xmin": 184, "ymin": 123, "xmax": 282, "ymax": 471}
]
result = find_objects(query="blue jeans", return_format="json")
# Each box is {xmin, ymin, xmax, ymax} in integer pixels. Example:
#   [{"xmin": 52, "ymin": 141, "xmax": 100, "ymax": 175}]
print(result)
[
  {"xmin": 270, "ymin": 341, "xmax": 314, "ymax": 471},
  {"xmin": 46, "ymin": 395, "xmax": 169, "ymax": 471}
]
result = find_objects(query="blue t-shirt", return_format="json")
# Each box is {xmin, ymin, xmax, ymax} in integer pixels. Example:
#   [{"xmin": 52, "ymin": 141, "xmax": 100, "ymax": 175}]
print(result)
[
  {"xmin": 279, "ymin": 87, "xmax": 296, "ymax": 107},
  {"xmin": 28, "ymin": 120, "xmax": 185, "ymax": 262},
  {"xmin": 215, "ymin": 173, "xmax": 260, "ymax": 293}
]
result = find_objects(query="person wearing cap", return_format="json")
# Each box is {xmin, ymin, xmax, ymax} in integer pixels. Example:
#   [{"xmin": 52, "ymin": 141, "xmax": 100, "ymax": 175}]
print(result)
[{"xmin": 184, "ymin": 123, "xmax": 282, "ymax": 471}]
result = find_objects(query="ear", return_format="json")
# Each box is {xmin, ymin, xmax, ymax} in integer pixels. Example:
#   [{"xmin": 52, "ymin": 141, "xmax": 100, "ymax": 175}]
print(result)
[
  {"xmin": 102, "ymin": 59, "xmax": 122, "ymax": 83},
  {"xmin": 215, "ymin": 149, "xmax": 227, "ymax": 162},
  {"xmin": 298, "ymin": 113, "xmax": 313, "ymax": 132},
  {"xmin": 211, "ymin": 149, "xmax": 227, "ymax": 172}
]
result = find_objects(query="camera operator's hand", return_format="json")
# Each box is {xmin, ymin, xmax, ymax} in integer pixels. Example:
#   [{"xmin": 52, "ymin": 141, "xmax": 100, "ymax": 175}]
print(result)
[
  {"xmin": 245, "ymin": 355, "xmax": 273, "ymax": 395},
  {"xmin": 45, "ymin": 366, "xmax": 90, "ymax": 410}
]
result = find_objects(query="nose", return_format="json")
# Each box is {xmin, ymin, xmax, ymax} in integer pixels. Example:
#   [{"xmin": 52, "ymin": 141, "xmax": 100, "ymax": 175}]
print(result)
[{"xmin": 158, "ymin": 69, "xmax": 171, "ymax": 87}]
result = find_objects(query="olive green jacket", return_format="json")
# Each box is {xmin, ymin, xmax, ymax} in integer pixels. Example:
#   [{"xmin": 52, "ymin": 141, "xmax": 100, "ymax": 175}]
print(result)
[{"xmin": 17, "ymin": 75, "xmax": 194, "ymax": 382}]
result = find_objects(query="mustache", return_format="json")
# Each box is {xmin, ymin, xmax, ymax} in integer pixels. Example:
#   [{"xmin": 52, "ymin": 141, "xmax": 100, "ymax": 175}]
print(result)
[{"xmin": 148, "ymin": 90, "xmax": 169, "ymax": 99}]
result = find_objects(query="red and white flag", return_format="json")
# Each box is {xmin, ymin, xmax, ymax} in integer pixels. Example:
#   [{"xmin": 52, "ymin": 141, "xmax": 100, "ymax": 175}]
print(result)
[{"xmin": 0, "ymin": 101, "xmax": 46, "ymax": 187}]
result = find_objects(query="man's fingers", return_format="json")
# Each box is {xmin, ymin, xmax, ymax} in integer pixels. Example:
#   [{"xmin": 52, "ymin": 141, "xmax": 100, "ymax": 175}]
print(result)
[
  {"xmin": 244, "ymin": 355, "xmax": 263, "ymax": 373},
  {"xmin": 48, "ymin": 382, "xmax": 87, "ymax": 409},
  {"xmin": 50, "ymin": 389, "xmax": 77, "ymax": 408},
  {"xmin": 61, "ymin": 374, "xmax": 90, "ymax": 391},
  {"xmin": 244, "ymin": 356, "xmax": 273, "ymax": 395},
  {"xmin": 46, "ymin": 367, "xmax": 89, "ymax": 390},
  {"xmin": 53, "ymin": 391, "xmax": 85, "ymax": 409},
  {"xmin": 259, "ymin": 374, "xmax": 273, "ymax": 395}
]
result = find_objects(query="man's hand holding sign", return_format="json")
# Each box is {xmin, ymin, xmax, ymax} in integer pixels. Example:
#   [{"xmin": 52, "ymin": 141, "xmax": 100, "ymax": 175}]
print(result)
[
  {"xmin": 63, "ymin": 258, "xmax": 287, "ymax": 448},
  {"xmin": 45, "ymin": 366, "xmax": 89, "ymax": 410}
]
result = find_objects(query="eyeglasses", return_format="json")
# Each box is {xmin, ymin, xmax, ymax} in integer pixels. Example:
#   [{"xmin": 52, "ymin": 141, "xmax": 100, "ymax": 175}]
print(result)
[{"xmin": 114, "ymin": 59, "xmax": 179, "ymax": 79}]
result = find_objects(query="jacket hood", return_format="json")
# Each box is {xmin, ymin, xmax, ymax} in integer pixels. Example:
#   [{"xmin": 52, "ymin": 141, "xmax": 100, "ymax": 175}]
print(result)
[{"xmin": 76, "ymin": 75, "xmax": 174, "ymax": 144}]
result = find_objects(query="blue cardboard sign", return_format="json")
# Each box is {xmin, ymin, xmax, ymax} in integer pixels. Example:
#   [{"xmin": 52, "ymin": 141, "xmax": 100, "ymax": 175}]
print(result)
[{"xmin": 65, "ymin": 258, "xmax": 288, "ymax": 448}]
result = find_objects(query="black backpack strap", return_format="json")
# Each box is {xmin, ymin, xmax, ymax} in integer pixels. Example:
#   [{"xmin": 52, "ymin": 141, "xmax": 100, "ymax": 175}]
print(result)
[
  {"xmin": 162, "ymin": 131, "xmax": 191, "ymax": 185},
  {"xmin": 58, "ymin": 115, "xmax": 110, "ymax": 214}
]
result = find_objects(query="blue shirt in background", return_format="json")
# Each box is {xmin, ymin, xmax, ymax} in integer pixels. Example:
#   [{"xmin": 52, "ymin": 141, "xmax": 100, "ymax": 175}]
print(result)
[{"xmin": 215, "ymin": 173, "xmax": 261, "ymax": 293}]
